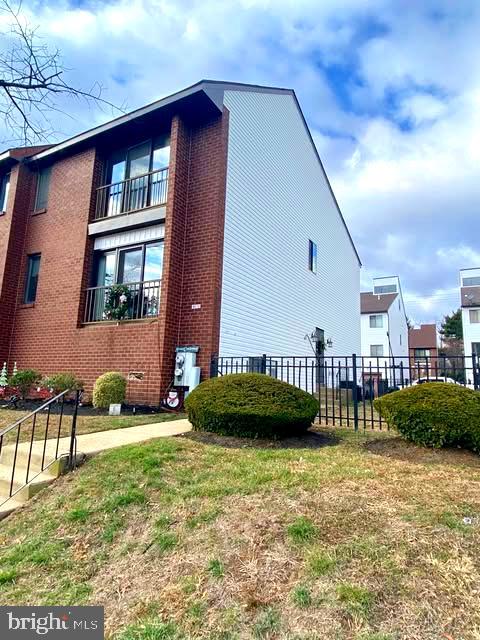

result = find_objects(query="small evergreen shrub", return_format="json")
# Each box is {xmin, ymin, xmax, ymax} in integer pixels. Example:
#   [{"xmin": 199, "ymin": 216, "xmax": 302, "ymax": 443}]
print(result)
[
  {"xmin": 92, "ymin": 372, "xmax": 127, "ymax": 409},
  {"xmin": 184, "ymin": 373, "xmax": 317, "ymax": 439},
  {"xmin": 374, "ymin": 383, "xmax": 480, "ymax": 451},
  {"xmin": 42, "ymin": 372, "xmax": 83, "ymax": 394},
  {"xmin": 8, "ymin": 369, "xmax": 42, "ymax": 400}
]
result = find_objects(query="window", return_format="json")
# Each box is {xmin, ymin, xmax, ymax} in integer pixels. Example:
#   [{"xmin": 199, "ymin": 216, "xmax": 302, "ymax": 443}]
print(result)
[
  {"xmin": 94, "ymin": 241, "xmax": 164, "ymax": 287},
  {"xmin": 105, "ymin": 136, "xmax": 170, "ymax": 216},
  {"xmin": 0, "ymin": 173, "xmax": 10, "ymax": 213},
  {"xmin": 469, "ymin": 309, "xmax": 480, "ymax": 324},
  {"xmin": 369, "ymin": 314, "xmax": 383, "ymax": 328},
  {"xmin": 308, "ymin": 240, "xmax": 317, "ymax": 273},
  {"xmin": 35, "ymin": 167, "xmax": 51, "ymax": 211},
  {"xmin": 24, "ymin": 254, "xmax": 41, "ymax": 303},
  {"xmin": 463, "ymin": 276, "xmax": 480, "ymax": 287},
  {"xmin": 472, "ymin": 343, "xmax": 480, "ymax": 357},
  {"xmin": 414, "ymin": 348, "xmax": 430, "ymax": 361},
  {"xmin": 370, "ymin": 345, "xmax": 384, "ymax": 357},
  {"xmin": 400, "ymin": 334, "xmax": 402, "ymax": 345},
  {"xmin": 373, "ymin": 284, "xmax": 397, "ymax": 294}
]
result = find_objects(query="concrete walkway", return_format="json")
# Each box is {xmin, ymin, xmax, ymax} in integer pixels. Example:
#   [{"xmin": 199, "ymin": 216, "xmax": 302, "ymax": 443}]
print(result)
[{"xmin": 0, "ymin": 418, "xmax": 192, "ymax": 519}]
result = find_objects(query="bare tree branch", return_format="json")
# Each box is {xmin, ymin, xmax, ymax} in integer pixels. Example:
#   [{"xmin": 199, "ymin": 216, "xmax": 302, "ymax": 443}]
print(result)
[{"xmin": 0, "ymin": 0, "xmax": 124, "ymax": 144}]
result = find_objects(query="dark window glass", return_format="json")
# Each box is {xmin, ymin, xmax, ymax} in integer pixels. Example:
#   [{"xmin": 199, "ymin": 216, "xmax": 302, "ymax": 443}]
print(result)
[
  {"xmin": 308, "ymin": 240, "xmax": 317, "ymax": 273},
  {"xmin": 463, "ymin": 276, "xmax": 480, "ymax": 287},
  {"xmin": 35, "ymin": 167, "xmax": 51, "ymax": 210},
  {"xmin": 118, "ymin": 247, "xmax": 143, "ymax": 284},
  {"xmin": 0, "ymin": 173, "xmax": 10, "ymax": 212},
  {"xmin": 24, "ymin": 254, "xmax": 41, "ymax": 303},
  {"xmin": 373, "ymin": 284, "xmax": 397, "ymax": 294},
  {"xmin": 472, "ymin": 343, "xmax": 480, "ymax": 357}
]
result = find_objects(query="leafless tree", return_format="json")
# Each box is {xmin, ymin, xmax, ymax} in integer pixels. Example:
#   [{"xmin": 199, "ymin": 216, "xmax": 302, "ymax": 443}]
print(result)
[{"xmin": 0, "ymin": 0, "xmax": 121, "ymax": 144}]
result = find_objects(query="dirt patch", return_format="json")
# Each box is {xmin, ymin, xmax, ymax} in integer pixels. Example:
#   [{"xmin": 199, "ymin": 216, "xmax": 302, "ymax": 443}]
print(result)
[
  {"xmin": 365, "ymin": 436, "xmax": 480, "ymax": 468},
  {"xmin": 182, "ymin": 427, "xmax": 340, "ymax": 450}
]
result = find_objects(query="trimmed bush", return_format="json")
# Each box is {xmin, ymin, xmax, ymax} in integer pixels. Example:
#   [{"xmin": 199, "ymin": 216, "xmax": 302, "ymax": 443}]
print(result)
[
  {"xmin": 42, "ymin": 372, "xmax": 83, "ymax": 395},
  {"xmin": 374, "ymin": 383, "xmax": 480, "ymax": 451},
  {"xmin": 8, "ymin": 369, "xmax": 41, "ymax": 400},
  {"xmin": 92, "ymin": 372, "xmax": 127, "ymax": 409},
  {"xmin": 184, "ymin": 373, "xmax": 318, "ymax": 439}
]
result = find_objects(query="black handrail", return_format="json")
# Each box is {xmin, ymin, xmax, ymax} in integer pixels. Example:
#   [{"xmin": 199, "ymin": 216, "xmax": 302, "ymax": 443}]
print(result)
[
  {"xmin": 0, "ymin": 389, "xmax": 80, "ymax": 507},
  {"xmin": 84, "ymin": 279, "xmax": 161, "ymax": 323},
  {"xmin": 94, "ymin": 167, "xmax": 169, "ymax": 220}
]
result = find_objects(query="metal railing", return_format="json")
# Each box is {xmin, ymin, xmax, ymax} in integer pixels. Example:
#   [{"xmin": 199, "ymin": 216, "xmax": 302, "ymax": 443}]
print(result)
[
  {"xmin": 94, "ymin": 167, "xmax": 169, "ymax": 220},
  {"xmin": 210, "ymin": 353, "xmax": 480, "ymax": 431},
  {"xmin": 83, "ymin": 279, "xmax": 161, "ymax": 323},
  {"xmin": 0, "ymin": 389, "xmax": 80, "ymax": 507}
]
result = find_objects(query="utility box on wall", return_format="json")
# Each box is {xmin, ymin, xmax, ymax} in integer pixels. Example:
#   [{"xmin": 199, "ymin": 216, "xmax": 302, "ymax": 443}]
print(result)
[{"xmin": 174, "ymin": 346, "xmax": 201, "ymax": 393}]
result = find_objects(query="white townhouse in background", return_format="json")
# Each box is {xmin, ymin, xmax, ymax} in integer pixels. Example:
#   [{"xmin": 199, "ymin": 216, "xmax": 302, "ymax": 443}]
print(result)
[
  {"xmin": 360, "ymin": 276, "xmax": 409, "ymax": 385},
  {"xmin": 460, "ymin": 269, "xmax": 480, "ymax": 369}
]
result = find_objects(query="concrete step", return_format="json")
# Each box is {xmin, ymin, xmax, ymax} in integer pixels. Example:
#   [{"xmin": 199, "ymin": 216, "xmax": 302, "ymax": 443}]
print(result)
[
  {"xmin": 0, "ymin": 498, "xmax": 26, "ymax": 521},
  {"xmin": 0, "ymin": 440, "xmax": 70, "ymax": 470}
]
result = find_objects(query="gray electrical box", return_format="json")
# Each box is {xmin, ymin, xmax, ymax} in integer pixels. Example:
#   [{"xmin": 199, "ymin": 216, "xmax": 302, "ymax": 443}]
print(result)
[{"xmin": 174, "ymin": 346, "xmax": 200, "ymax": 388}]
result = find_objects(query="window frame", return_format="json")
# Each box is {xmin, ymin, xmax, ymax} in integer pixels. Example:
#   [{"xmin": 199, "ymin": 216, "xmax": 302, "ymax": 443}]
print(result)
[
  {"xmin": 106, "ymin": 135, "xmax": 171, "ymax": 185},
  {"xmin": 370, "ymin": 344, "xmax": 384, "ymax": 357},
  {"xmin": 92, "ymin": 239, "xmax": 164, "ymax": 288},
  {"xmin": 0, "ymin": 173, "xmax": 10, "ymax": 214},
  {"xmin": 34, "ymin": 166, "xmax": 52, "ymax": 212},
  {"xmin": 463, "ymin": 276, "xmax": 480, "ymax": 287},
  {"xmin": 369, "ymin": 314, "xmax": 383, "ymax": 328},
  {"xmin": 23, "ymin": 253, "xmax": 41, "ymax": 304},
  {"xmin": 469, "ymin": 309, "xmax": 480, "ymax": 324},
  {"xmin": 308, "ymin": 239, "xmax": 317, "ymax": 274},
  {"xmin": 373, "ymin": 284, "xmax": 397, "ymax": 294}
]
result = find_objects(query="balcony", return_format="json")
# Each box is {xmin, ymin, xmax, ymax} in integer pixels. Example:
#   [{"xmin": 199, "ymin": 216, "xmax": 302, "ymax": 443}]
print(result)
[
  {"xmin": 94, "ymin": 168, "xmax": 169, "ymax": 221},
  {"xmin": 83, "ymin": 279, "xmax": 161, "ymax": 323}
]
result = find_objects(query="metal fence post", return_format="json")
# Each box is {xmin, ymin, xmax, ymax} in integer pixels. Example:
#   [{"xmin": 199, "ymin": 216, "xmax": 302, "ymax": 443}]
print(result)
[
  {"xmin": 352, "ymin": 353, "xmax": 359, "ymax": 432},
  {"xmin": 69, "ymin": 389, "xmax": 80, "ymax": 471},
  {"xmin": 210, "ymin": 355, "xmax": 219, "ymax": 378},
  {"xmin": 261, "ymin": 353, "xmax": 267, "ymax": 374},
  {"xmin": 473, "ymin": 353, "xmax": 479, "ymax": 391}
]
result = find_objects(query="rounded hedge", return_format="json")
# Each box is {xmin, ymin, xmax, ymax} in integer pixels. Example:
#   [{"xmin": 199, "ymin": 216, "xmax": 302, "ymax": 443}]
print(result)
[
  {"xmin": 92, "ymin": 371, "xmax": 127, "ymax": 409},
  {"xmin": 374, "ymin": 382, "xmax": 480, "ymax": 451},
  {"xmin": 184, "ymin": 373, "xmax": 318, "ymax": 439}
]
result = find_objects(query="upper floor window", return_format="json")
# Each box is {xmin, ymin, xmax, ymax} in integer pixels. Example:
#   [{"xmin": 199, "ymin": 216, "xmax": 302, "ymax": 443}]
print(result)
[
  {"xmin": 369, "ymin": 314, "xmax": 383, "ymax": 328},
  {"xmin": 100, "ymin": 136, "xmax": 170, "ymax": 218},
  {"xmin": 0, "ymin": 173, "xmax": 10, "ymax": 213},
  {"xmin": 469, "ymin": 309, "xmax": 480, "ymax": 324},
  {"xmin": 414, "ymin": 348, "xmax": 430, "ymax": 359},
  {"xmin": 24, "ymin": 254, "xmax": 41, "ymax": 303},
  {"xmin": 308, "ymin": 240, "xmax": 317, "ymax": 273},
  {"xmin": 35, "ymin": 167, "xmax": 51, "ymax": 211},
  {"xmin": 373, "ymin": 284, "xmax": 397, "ymax": 294},
  {"xmin": 463, "ymin": 276, "xmax": 480, "ymax": 287},
  {"xmin": 370, "ymin": 344, "xmax": 384, "ymax": 357}
]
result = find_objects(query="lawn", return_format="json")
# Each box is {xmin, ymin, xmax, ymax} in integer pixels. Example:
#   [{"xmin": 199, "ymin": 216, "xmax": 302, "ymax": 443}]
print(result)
[
  {"xmin": 0, "ymin": 406, "xmax": 185, "ymax": 445},
  {"xmin": 0, "ymin": 427, "xmax": 479, "ymax": 639}
]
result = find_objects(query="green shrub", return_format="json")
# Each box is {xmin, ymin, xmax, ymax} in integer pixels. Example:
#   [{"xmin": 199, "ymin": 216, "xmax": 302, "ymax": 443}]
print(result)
[
  {"xmin": 8, "ymin": 368, "xmax": 42, "ymax": 399},
  {"xmin": 42, "ymin": 372, "xmax": 83, "ymax": 395},
  {"xmin": 184, "ymin": 373, "xmax": 317, "ymax": 439},
  {"xmin": 374, "ymin": 383, "xmax": 480, "ymax": 451},
  {"xmin": 92, "ymin": 371, "xmax": 127, "ymax": 408}
]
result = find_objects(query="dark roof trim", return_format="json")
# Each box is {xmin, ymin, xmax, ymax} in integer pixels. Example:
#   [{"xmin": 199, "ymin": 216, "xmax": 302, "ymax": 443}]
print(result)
[{"xmin": 29, "ymin": 81, "xmax": 222, "ymax": 162}]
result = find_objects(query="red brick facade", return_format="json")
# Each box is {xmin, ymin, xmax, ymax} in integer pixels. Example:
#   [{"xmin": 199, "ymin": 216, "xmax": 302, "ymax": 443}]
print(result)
[
  {"xmin": 408, "ymin": 324, "xmax": 438, "ymax": 378},
  {"xmin": 0, "ymin": 105, "xmax": 229, "ymax": 405}
]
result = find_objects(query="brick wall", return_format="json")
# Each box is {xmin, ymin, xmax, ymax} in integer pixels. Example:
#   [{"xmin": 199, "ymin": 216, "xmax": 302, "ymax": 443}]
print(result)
[{"xmin": 2, "ymin": 106, "xmax": 229, "ymax": 405}]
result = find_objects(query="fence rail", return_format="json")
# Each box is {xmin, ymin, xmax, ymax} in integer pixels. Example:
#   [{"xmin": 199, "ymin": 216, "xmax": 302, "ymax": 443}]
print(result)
[
  {"xmin": 0, "ymin": 389, "xmax": 80, "ymax": 507},
  {"xmin": 95, "ymin": 167, "xmax": 169, "ymax": 220},
  {"xmin": 211, "ymin": 354, "xmax": 480, "ymax": 431},
  {"xmin": 84, "ymin": 279, "xmax": 161, "ymax": 323}
]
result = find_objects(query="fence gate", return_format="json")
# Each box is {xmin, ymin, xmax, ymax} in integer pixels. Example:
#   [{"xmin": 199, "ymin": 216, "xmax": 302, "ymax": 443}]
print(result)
[{"xmin": 210, "ymin": 353, "xmax": 480, "ymax": 431}]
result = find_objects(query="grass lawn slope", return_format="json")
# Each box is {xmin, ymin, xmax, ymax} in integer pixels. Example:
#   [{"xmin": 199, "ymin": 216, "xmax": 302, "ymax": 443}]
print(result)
[{"xmin": 0, "ymin": 428, "xmax": 479, "ymax": 639}]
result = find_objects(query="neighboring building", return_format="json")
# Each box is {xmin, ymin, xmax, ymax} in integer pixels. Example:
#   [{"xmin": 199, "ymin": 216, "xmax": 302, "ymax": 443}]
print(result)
[
  {"xmin": 460, "ymin": 268, "xmax": 480, "ymax": 371},
  {"xmin": 360, "ymin": 276, "xmax": 409, "ymax": 387},
  {"xmin": 408, "ymin": 324, "xmax": 438, "ymax": 379},
  {"xmin": 0, "ymin": 80, "xmax": 361, "ymax": 405}
]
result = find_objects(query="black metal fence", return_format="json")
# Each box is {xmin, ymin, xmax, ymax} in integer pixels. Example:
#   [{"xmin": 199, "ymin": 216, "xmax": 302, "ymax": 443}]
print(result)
[
  {"xmin": 0, "ymin": 390, "xmax": 80, "ymax": 507},
  {"xmin": 210, "ymin": 354, "xmax": 480, "ymax": 431}
]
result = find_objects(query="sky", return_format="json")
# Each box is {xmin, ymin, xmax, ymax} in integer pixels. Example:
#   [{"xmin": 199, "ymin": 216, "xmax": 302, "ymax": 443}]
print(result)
[{"xmin": 1, "ymin": 0, "xmax": 479, "ymax": 326}]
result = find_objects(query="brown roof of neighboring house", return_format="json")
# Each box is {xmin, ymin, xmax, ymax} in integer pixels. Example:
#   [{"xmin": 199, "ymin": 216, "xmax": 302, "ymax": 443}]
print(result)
[
  {"xmin": 461, "ymin": 287, "xmax": 480, "ymax": 307},
  {"xmin": 360, "ymin": 292, "xmax": 398, "ymax": 313},
  {"xmin": 408, "ymin": 324, "xmax": 437, "ymax": 349}
]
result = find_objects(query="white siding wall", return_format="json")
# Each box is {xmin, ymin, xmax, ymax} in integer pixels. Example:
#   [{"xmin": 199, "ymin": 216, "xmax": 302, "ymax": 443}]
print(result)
[
  {"xmin": 219, "ymin": 90, "xmax": 360, "ymax": 357},
  {"xmin": 462, "ymin": 307, "xmax": 480, "ymax": 358},
  {"xmin": 361, "ymin": 313, "xmax": 389, "ymax": 358}
]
